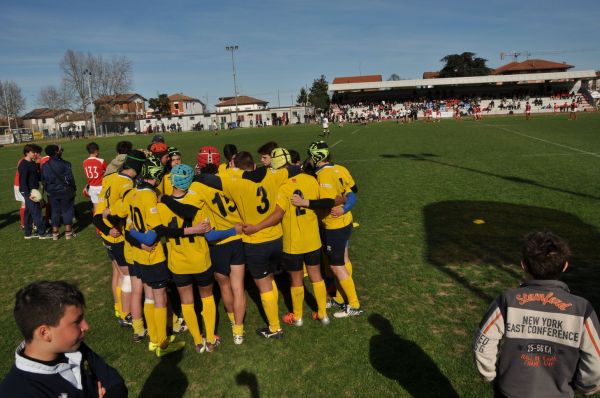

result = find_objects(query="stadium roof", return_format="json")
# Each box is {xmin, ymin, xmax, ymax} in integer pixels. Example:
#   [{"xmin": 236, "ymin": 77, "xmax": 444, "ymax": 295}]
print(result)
[
  {"xmin": 329, "ymin": 70, "xmax": 597, "ymax": 92},
  {"xmin": 332, "ymin": 75, "xmax": 382, "ymax": 84},
  {"xmin": 215, "ymin": 95, "xmax": 268, "ymax": 107},
  {"xmin": 493, "ymin": 59, "xmax": 573, "ymax": 75}
]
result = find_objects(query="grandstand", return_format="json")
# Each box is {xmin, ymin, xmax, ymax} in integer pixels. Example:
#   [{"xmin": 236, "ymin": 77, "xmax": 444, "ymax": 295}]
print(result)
[{"xmin": 329, "ymin": 59, "xmax": 598, "ymax": 119}]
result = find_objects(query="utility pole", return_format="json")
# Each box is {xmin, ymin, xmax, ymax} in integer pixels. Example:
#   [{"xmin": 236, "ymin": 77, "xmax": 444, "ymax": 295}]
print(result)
[
  {"xmin": 225, "ymin": 45, "xmax": 239, "ymax": 126},
  {"xmin": 2, "ymin": 83, "xmax": 12, "ymax": 134},
  {"xmin": 84, "ymin": 69, "xmax": 97, "ymax": 136}
]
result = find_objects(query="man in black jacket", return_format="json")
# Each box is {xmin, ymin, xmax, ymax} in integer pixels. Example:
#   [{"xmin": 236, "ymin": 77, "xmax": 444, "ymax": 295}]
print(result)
[
  {"xmin": 41, "ymin": 144, "xmax": 76, "ymax": 240},
  {"xmin": 0, "ymin": 281, "xmax": 128, "ymax": 397}
]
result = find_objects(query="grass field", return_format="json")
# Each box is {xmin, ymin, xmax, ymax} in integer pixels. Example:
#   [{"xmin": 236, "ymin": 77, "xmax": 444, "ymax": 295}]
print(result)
[{"xmin": 1, "ymin": 113, "xmax": 600, "ymax": 397}]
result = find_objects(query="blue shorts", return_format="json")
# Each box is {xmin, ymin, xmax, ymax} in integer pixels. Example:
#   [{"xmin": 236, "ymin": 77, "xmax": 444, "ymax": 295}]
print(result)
[
  {"xmin": 243, "ymin": 238, "xmax": 282, "ymax": 280},
  {"xmin": 104, "ymin": 240, "xmax": 127, "ymax": 267},
  {"xmin": 209, "ymin": 239, "xmax": 245, "ymax": 275},
  {"xmin": 171, "ymin": 267, "xmax": 215, "ymax": 288},
  {"xmin": 137, "ymin": 261, "xmax": 170, "ymax": 289},
  {"xmin": 323, "ymin": 224, "xmax": 352, "ymax": 266},
  {"xmin": 282, "ymin": 249, "xmax": 321, "ymax": 272}
]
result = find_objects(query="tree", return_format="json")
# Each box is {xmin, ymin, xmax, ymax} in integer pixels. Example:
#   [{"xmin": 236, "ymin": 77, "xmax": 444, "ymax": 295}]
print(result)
[
  {"xmin": 308, "ymin": 75, "xmax": 330, "ymax": 111},
  {"xmin": 388, "ymin": 73, "xmax": 401, "ymax": 81},
  {"xmin": 37, "ymin": 82, "xmax": 72, "ymax": 110},
  {"xmin": 439, "ymin": 52, "xmax": 492, "ymax": 78},
  {"xmin": 0, "ymin": 80, "xmax": 26, "ymax": 124},
  {"xmin": 297, "ymin": 87, "xmax": 308, "ymax": 105},
  {"xmin": 148, "ymin": 94, "xmax": 171, "ymax": 117}
]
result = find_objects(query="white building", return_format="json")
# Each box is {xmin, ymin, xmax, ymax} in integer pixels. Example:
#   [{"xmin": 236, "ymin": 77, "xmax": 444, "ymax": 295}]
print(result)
[
  {"xmin": 21, "ymin": 108, "xmax": 72, "ymax": 135},
  {"xmin": 169, "ymin": 93, "xmax": 205, "ymax": 115},
  {"xmin": 215, "ymin": 95, "xmax": 268, "ymax": 113}
]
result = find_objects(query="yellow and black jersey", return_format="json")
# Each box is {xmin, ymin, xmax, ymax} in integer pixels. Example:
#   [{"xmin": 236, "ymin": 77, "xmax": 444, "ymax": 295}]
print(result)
[
  {"xmin": 220, "ymin": 168, "xmax": 289, "ymax": 244},
  {"xmin": 277, "ymin": 173, "xmax": 321, "ymax": 254},
  {"xmin": 161, "ymin": 172, "xmax": 174, "ymax": 196},
  {"xmin": 316, "ymin": 164, "xmax": 353, "ymax": 229},
  {"xmin": 115, "ymin": 186, "xmax": 166, "ymax": 265},
  {"xmin": 187, "ymin": 181, "xmax": 242, "ymax": 245},
  {"xmin": 94, "ymin": 173, "xmax": 135, "ymax": 244},
  {"xmin": 157, "ymin": 191, "xmax": 211, "ymax": 275}
]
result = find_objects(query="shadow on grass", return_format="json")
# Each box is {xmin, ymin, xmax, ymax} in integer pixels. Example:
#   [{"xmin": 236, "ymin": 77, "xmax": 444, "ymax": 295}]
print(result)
[
  {"xmin": 424, "ymin": 200, "xmax": 600, "ymax": 309},
  {"xmin": 393, "ymin": 153, "xmax": 600, "ymax": 201},
  {"xmin": 139, "ymin": 350, "xmax": 187, "ymax": 398},
  {"xmin": 235, "ymin": 370, "xmax": 259, "ymax": 398},
  {"xmin": 369, "ymin": 313, "xmax": 459, "ymax": 397},
  {"xmin": 0, "ymin": 209, "xmax": 19, "ymax": 231},
  {"xmin": 74, "ymin": 200, "xmax": 93, "ymax": 232}
]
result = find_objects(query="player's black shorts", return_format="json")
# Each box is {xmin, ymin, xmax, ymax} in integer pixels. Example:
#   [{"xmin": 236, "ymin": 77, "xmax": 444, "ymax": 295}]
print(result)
[
  {"xmin": 243, "ymin": 238, "xmax": 282, "ymax": 280},
  {"xmin": 104, "ymin": 240, "xmax": 126, "ymax": 267},
  {"xmin": 323, "ymin": 224, "xmax": 352, "ymax": 266},
  {"xmin": 137, "ymin": 261, "xmax": 170, "ymax": 289},
  {"xmin": 209, "ymin": 239, "xmax": 245, "ymax": 276},
  {"xmin": 128, "ymin": 262, "xmax": 142, "ymax": 279},
  {"xmin": 282, "ymin": 249, "xmax": 321, "ymax": 272},
  {"xmin": 171, "ymin": 267, "xmax": 214, "ymax": 288}
]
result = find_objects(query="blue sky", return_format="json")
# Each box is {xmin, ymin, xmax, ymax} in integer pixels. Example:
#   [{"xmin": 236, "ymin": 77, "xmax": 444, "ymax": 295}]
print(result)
[{"xmin": 1, "ymin": 0, "xmax": 599, "ymax": 113}]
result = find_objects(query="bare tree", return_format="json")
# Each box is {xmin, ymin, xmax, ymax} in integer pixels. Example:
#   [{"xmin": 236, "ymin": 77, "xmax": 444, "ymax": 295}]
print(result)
[
  {"xmin": 37, "ymin": 84, "xmax": 72, "ymax": 110},
  {"xmin": 60, "ymin": 49, "xmax": 92, "ymax": 113},
  {"xmin": 0, "ymin": 80, "xmax": 26, "ymax": 122}
]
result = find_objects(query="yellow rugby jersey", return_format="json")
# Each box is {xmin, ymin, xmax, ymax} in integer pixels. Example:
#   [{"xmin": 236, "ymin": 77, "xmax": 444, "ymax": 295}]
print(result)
[
  {"xmin": 157, "ymin": 193, "xmax": 211, "ymax": 275},
  {"xmin": 217, "ymin": 163, "xmax": 228, "ymax": 175},
  {"xmin": 332, "ymin": 164, "xmax": 356, "ymax": 194},
  {"xmin": 187, "ymin": 181, "xmax": 242, "ymax": 245},
  {"xmin": 277, "ymin": 174, "xmax": 321, "ymax": 254},
  {"xmin": 94, "ymin": 173, "xmax": 135, "ymax": 244},
  {"xmin": 161, "ymin": 172, "xmax": 173, "ymax": 196},
  {"xmin": 116, "ymin": 186, "xmax": 166, "ymax": 265},
  {"xmin": 316, "ymin": 164, "xmax": 353, "ymax": 229},
  {"xmin": 220, "ymin": 168, "xmax": 289, "ymax": 244}
]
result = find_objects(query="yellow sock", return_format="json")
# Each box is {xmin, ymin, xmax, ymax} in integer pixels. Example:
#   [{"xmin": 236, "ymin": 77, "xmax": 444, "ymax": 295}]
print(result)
[
  {"xmin": 339, "ymin": 277, "xmax": 360, "ymax": 309},
  {"xmin": 115, "ymin": 286, "xmax": 122, "ymax": 316},
  {"xmin": 181, "ymin": 303, "xmax": 203, "ymax": 346},
  {"xmin": 132, "ymin": 318, "xmax": 145, "ymax": 336},
  {"xmin": 154, "ymin": 306, "xmax": 168, "ymax": 347},
  {"xmin": 311, "ymin": 280, "xmax": 327, "ymax": 319},
  {"xmin": 335, "ymin": 261, "xmax": 353, "ymax": 303},
  {"xmin": 290, "ymin": 286, "xmax": 304, "ymax": 320},
  {"xmin": 260, "ymin": 290, "xmax": 280, "ymax": 332},
  {"xmin": 232, "ymin": 323, "xmax": 244, "ymax": 336},
  {"xmin": 271, "ymin": 280, "xmax": 279, "ymax": 303},
  {"xmin": 201, "ymin": 296, "xmax": 217, "ymax": 344},
  {"xmin": 144, "ymin": 301, "xmax": 157, "ymax": 344},
  {"xmin": 172, "ymin": 313, "xmax": 179, "ymax": 328},
  {"xmin": 227, "ymin": 312, "xmax": 235, "ymax": 325}
]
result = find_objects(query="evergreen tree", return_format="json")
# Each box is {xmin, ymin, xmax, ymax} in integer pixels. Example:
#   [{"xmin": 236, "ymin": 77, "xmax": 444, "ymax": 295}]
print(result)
[
  {"xmin": 439, "ymin": 52, "xmax": 492, "ymax": 77},
  {"xmin": 308, "ymin": 75, "xmax": 330, "ymax": 111}
]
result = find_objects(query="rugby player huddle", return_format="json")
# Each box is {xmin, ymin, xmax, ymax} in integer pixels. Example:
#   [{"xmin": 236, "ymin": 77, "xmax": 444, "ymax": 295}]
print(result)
[{"xmin": 92, "ymin": 136, "xmax": 362, "ymax": 357}]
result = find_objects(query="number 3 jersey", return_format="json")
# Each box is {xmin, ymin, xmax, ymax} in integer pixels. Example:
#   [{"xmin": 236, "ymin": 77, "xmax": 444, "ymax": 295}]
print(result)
[
  {"xmin": 277, "ymin": 173, "xmax": 321, "ymax": 255},
  {"xmin": 157, "ymin": 192, "xmax": 212, "ymax": 275}
]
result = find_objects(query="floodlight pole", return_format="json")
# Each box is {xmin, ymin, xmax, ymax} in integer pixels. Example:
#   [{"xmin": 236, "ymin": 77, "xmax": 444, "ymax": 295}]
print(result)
[
  {"xmin": 84, "ymin": 69, "xmax": 98, "ymax": 136},
  {"xmin": 225, "ymin": 45, "xmax": 239, "ymax": 125}
]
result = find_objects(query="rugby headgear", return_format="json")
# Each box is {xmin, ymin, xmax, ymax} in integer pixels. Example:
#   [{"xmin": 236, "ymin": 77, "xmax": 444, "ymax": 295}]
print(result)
[
  {"xmin": 140, "ymin": 156, "xmax": 165, "ymax": 182},
  {"xmin": 152, "ymin": 134, "xmax": 165, "ymax": 143},
  {"xmin": 122, "ymin": 150, "xmax": 147, "ymax": 174},
  {"xmin": 307, "ymin": 140, "xmax": 329, "ymax": 164},
  {"xmin": 150, "ymin": 142, "xmax": 169, "ymax": 157},
  {"xmin": 196, "ymin": 146, "xmax": 221, "ymax": 169},
  {"xmin": 168, "ymin": 146, "xmax": 181, "ymax": 158},
  {"xmin": 170, "ymin": 164, "xmax": 194, "ymax": 191},
  {"xmin": 270, "ymin": 147, "xmax": 291, "ymax": 169}
]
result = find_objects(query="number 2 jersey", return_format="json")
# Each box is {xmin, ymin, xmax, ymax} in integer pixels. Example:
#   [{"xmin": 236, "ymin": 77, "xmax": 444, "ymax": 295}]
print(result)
[{"xmin": 276, "ymin": 173, "xmax": 321, "ymax": 255}]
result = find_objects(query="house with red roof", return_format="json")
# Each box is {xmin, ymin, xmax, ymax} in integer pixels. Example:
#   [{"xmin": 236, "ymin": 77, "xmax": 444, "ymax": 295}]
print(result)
[{"xmin": 168, "ymin": 93, "xmax": 205, "ymax": 115}]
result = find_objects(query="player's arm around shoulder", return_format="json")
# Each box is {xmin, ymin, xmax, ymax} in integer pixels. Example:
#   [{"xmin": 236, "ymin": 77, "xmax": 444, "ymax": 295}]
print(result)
[
  {"xmin": 575, "ymin": 304, "xmax": 600, "ymax": 395},
  {"xmin": 473, "ymin": 296, "xmax": 506, "ymax": 382}
]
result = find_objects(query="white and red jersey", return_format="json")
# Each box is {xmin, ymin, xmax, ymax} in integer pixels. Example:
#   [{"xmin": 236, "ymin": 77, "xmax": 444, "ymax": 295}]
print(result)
[
  {"xmin": 83, "ymin": 156, "xmax": 107, "ymax": 187},
  {"xmin": 14, "ymin": 157, "xmax": 24, "ymax": 187},
  {"xmin": 526, "ymin": 104, "xmax": 531, "ymax": 112}
]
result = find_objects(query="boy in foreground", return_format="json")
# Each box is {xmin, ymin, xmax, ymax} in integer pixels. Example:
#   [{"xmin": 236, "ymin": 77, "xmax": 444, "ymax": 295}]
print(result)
[
  {"xmin": 473, "ymin": 231, "xmax": 600, "ymax": 397},
  {"xmin": 0, "ymin": 280, "xmax": 127, "ymax": 397}
]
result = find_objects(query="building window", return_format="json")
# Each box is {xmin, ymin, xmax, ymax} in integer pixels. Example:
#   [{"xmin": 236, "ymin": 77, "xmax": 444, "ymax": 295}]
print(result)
[
  {"xmin": 146, "ymin": 120, "xmax": 151, "ymax": 123},
  {"xmin": 178, "ymin": 116, "xmax": 182, "ymax": 119},
  {"xmin": 190, "ymin": 117, "xmax": 195, "ymax": 120}
]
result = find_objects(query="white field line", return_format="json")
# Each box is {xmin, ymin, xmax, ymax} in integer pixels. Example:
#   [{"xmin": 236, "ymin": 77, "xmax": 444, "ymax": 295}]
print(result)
[
  {"xmin": 330, "ymin": 140, "xmax": 343, "ymax": 148},
  {"xmin": 484, "ymin": 124, "xmax": 600, "ymax": 158},
  {"xmin": 350, "ymin": 128, "xmax": 360, "ymax": 135}
]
